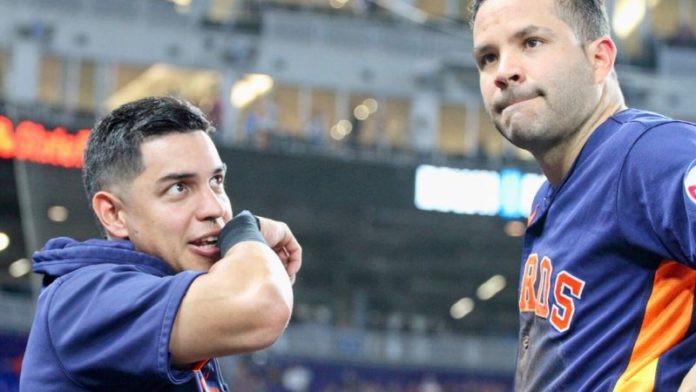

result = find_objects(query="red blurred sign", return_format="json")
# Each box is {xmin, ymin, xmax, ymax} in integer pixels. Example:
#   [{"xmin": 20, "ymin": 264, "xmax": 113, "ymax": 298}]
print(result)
[{"xmin": 0, "ymin": 115, "xmax": 90, "ymax": 168}]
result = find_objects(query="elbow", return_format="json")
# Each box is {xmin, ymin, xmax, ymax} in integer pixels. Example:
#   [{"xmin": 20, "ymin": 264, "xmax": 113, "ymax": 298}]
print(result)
[
  {"xmin": 245, "ymin": 283, "xmax": 293, "ymax": 351},
  {"xmin": 213, "ymin": 243, "xmax": 295, "ymax": 353},
  {"xmin": 254, "ymin": 307, "xmax": 292, "ymax": 350}
]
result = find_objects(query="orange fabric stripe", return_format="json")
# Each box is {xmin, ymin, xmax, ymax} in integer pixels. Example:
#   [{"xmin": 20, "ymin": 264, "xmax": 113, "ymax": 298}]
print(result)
[
  {"xmin": 527, "ymin": 205, "xmax": 539, "ymax": 226},
  {"xmin": 613, "ymin": 261, "xmax": 696, "ymax": 391},
  {"xmin": 192, "ymin": 359, "xmax": 208, "ymax": 371}
]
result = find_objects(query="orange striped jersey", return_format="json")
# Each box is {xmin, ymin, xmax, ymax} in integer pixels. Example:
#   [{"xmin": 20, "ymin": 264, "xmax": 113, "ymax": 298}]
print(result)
[{"xmin": 515, "ymin": 109, "xmax": 696, "ymax": 391}]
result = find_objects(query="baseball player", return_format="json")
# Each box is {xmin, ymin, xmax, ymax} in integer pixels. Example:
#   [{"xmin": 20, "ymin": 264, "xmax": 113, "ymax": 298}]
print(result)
[
  {"xmin": 21, "ymin": 96, "xmax": 302, "ymax": 391},
  {"xmin": 471, "ymin": 0, "xmax": 696, "ymax": 390}
]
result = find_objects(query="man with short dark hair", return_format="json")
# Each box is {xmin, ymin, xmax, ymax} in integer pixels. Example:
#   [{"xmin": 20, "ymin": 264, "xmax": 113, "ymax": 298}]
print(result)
[
  {"xmin": 471, "ymin": 0, "xmax": 696, "ymax": 390},
  {"xmin": 21, "ymin": 96, "xmax": 302, "ymax": 391}
]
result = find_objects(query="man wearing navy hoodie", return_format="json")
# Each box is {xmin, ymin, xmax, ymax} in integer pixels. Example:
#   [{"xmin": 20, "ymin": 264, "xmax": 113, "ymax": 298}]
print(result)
[{"xmin": 20, "ymin": 96, "xmax": 302, "ymax": 391}]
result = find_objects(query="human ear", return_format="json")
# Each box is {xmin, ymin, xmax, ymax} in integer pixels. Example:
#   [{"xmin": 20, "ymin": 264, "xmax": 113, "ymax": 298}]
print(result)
[
  {"xmin": 587, "ymin": 36, "xmax": 617, "ymax": 84},
  {"xmin": 92, "ymin": 191, "xmax": 129, "ymax": 239}
]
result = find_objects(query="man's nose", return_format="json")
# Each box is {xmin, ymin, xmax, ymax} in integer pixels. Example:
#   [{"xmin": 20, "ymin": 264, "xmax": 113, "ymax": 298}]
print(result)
[
  {"xmin": 494, "ymin": 52, "xmax": 525, "ymax": 90},
  {"xmin": 197, "ymin": 186, "xmax": 227, "ymax": 222}
]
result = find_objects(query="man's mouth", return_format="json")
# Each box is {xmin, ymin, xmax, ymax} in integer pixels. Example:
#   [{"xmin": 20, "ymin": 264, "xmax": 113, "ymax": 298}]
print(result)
[
  {"xmin": 188, "ymin": 235, "xmax": 221, "ymax": 259},
  {"xmin": 494, "ymin": 89, "xmax": 544, "ymax": 114},
  {"xmin": 190, "ymin": 236, "xmax": 219, "ymax": 249}
]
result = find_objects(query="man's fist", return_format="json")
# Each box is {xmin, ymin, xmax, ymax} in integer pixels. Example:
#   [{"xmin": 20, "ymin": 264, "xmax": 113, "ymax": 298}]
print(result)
[{"xmin": 257, "ymin": 216, "xmax": 302, "ymax": 284}]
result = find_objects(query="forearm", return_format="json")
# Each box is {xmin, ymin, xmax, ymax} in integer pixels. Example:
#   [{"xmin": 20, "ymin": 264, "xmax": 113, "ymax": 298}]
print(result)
[{"xmin": 170, "ymin": 241, "xmax": 293, "ymax": 364}]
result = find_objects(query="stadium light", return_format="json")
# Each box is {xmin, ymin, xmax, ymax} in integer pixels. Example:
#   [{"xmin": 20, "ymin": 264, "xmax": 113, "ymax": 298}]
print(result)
[
  {"xmin": 450, "ymin": 297, "xmax": 474, "ymax": 319},
  {"xmin": 613, "ymin": 0, "xmax": 646, "ymax": 39},
  {"xmin": 353, "ymin": 105, "xmax": 370, "ymax": 120},
  {"xmin": 0, "ymin": 232, "xmax": 9, "ymax": 252},
  {"xmin": 9, "ymin": 258, "xmax": 31, "ymax": 278},
  {"xmin": 230, "ymin": 74, "xmax": 274, "ymax": 109},
  {"xmin": 330, "ymin": 0, "xmax": 348, "ymax": 9},
  {"xmin": 476, "ymin": 275, "xmax": 507, "ymax": 301},
  {"xmin": 363, "ymin": 98, "xmax": 378, "ymax": 113},
  {"xmin": 47, "ymin": 205, "xmax": 69, "ymax": 223},
  {"xmin": 504, "ymin": 221, "xmax": 526, "ymax": 237}
]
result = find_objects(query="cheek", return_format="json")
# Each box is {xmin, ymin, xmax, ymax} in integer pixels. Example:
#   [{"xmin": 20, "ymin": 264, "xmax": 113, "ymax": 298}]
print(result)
[
  {"xmin": 149, "ymin": 204, "xmax": 192, "ymax": 233},
  {"xmin": 479, "ymin": 75, "xmax": 490, "ymax": 96},
  {"xmin": 480, "ymin": 76, "xmax": 497, "ymax": 106},
  {"xmin": 222, "ymin": 198, "xmax": 233, "ymax": 222}
]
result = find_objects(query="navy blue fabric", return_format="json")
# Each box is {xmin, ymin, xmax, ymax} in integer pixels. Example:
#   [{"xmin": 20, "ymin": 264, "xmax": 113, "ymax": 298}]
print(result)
[
  {"xmin": 20, "ymin": 237, "xmax": 228, "ymax": 391},
  {"xmin": 516, "ymin": 109, "xmax": 696, "ymax": 391}
]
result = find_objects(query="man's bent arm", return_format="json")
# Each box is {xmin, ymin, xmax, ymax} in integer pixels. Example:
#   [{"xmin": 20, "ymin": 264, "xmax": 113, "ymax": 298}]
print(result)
[{"xmin": 169, "ymin": 239, "xmax": 294, "ymax": 365}]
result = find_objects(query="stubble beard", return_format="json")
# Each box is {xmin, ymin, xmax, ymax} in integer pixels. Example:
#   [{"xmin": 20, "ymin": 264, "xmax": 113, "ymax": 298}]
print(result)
[
  {"xmin": 491, "ymin": 65, "xmax": 597, "ymax": 157},
  {"xmin": 493, "ymin": 104, "xmax": 568, "ymax": 155}
]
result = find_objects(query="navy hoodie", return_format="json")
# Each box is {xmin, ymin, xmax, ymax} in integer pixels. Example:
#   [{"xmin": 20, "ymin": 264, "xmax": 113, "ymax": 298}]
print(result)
[{"xmin": 20, "ymin": 237, "xmax": 228, "ymax": 391}]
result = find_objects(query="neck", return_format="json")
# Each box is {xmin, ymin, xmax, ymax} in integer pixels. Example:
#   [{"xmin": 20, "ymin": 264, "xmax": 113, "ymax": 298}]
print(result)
[{"xmin": 535, "ymin": 80, "xmax": 626, "ymax": 187}]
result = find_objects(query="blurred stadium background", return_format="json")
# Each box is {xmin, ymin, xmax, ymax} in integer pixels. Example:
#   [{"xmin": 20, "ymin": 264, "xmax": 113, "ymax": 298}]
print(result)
[{"xmin": 0, "ymin": 0, "xmax": 695, "ymax": 390}]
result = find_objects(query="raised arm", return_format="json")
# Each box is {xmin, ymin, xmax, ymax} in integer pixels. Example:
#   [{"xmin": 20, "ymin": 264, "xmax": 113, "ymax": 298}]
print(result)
[{"xmin": 169, "ymin": 212, "xmax": 302, "ymax": 365}]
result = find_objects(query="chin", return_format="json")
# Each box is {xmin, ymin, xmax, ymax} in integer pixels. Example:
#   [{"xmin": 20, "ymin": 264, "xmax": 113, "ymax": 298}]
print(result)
[
  {"xmin": 495, "ymin": 121, "xmax": 523, "ymax": 146},
  {"xmin": 180, "ymin": 255, "xmax": 217, "ymax": 272},
  {"xmin": 195, "ymin": 259, "xmax": 217, "ymax": 272},
  {"xmin": 497, "ymin": 120, "xmax": 541, "ymax": 147}
]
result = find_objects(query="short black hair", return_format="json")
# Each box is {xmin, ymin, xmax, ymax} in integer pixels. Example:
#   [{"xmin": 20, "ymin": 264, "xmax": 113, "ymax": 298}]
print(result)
[
  {"xmin": 470, "ymin": 0, "xmax": 610, "ymax": 43},
  {"xmin": 82, "ymin": 96, "xmax": 215, "ymax": 204}
]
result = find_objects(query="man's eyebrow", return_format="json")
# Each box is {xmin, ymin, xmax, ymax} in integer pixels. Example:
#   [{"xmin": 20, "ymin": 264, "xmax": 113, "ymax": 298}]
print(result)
[
  {"xmin": 157, "ymin": 164, "xmax": 227, "ymax": 184},
  {"xmin": 513, "ymin": 25, "xmax": 555, "ymax": 40},
  {"xmin": 157, "ymin": 172, "xmax": 197, "ymax": 184},
  {"xmin": 473, "ymin": 25, "xmax": 555, "ymax": 56},
  {"xmin": 473, "ymin": 43, "xmax": 494, "ymax": 57}
]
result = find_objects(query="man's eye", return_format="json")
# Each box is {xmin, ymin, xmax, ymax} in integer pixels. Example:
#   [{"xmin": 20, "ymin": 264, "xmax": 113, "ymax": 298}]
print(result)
[
  {"xmin": 479, "ymin": 53, "xmax": 498, "ymax": 68},
  {"xmin": 210, "ymin": 175, "xmax": 224, "ymax": 187},
  {"xmin": 525, "ymin": 38, "xmax": 542, "ymax": 48},
  {"xmin": 167, "ymin": 183, "xmax": 186, "ymax": 195}
]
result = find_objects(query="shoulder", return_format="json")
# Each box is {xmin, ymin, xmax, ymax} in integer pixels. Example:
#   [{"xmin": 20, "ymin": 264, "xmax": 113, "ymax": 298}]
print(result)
[
  {"xmin": 39, "ymin": 262, "xmax": 204, "ymax": 337},
  {"xmin": 612, "ymin": 108, "xmax": 678, "ymax": 127},
  {"xmin": 611, "ymin": 110, "xmax": 696, "ymax": 204},
  {"xmin": 614, "ymin": 111, "xmax": 696, "ymax": 213},
  {"xmin": 48, "ymin": 263, "xmax": 203, "ymax": 313},
  {"xmin": 611, "ymin": 109, "xmax": 696, "ymax": 171},
  {"xmin": 610, "ymin": 112, "xmax": 696, "ymax": 264},
  {"xmin": 40, "ymin": 264, "xmax": 165, "ymax": 330},
  {"xmin": 628, "ymin": 119, "xmax": 696, "ymax": 170},
  {"xmin": 36, "ymin": 266, "xmax": 205, "ymax": 386}
]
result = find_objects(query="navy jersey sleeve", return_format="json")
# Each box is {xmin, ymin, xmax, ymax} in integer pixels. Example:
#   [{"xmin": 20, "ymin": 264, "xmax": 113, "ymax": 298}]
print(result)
[
  {"xmin": 43, "ymin": 265, "xmax": 204, "ymax": 389},
  {"xmin": 617, "ymin": 121, "xmax": 696, "ymax": 267}
]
